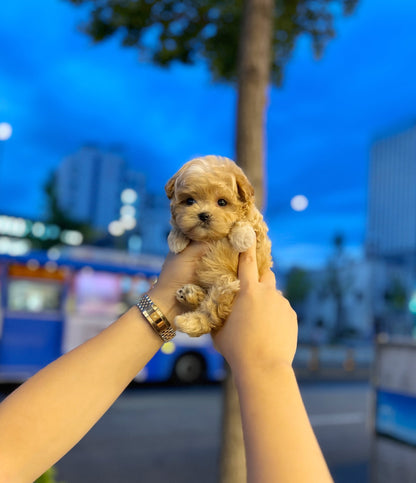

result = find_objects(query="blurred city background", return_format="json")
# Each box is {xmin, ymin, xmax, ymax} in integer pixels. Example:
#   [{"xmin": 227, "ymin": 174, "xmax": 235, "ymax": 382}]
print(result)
[{"xmin": 1, "ymin": 0, "xmax": 416, "ymax": 482}]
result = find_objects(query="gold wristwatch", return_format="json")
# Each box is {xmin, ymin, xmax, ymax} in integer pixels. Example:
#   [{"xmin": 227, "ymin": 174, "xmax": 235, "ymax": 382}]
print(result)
[{"xmin": 136, "ymin": 294, "xmax": 176, "ymax": 342}]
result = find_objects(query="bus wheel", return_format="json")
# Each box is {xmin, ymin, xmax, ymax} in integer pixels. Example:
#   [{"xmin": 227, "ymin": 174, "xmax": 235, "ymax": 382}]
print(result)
[{"xmin": 172, "ymin": 353, "xmax": 206, "ymax": 384}]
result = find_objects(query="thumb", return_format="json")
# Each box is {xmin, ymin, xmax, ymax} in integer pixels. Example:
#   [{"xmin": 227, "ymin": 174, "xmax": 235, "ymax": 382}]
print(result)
[{"xmin": 238, "ymin": 242, "xmax": 258, "ymax": 289}]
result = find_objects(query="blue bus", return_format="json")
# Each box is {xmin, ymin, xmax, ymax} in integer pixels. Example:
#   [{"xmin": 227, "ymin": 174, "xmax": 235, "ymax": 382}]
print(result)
[{"xmin": 0, "ymin": 247, "xmax": 224, "ymax": 384}]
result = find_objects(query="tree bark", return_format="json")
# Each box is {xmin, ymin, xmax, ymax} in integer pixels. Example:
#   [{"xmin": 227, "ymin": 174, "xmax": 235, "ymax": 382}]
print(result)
[
  {"xmin": 220, "ymin": 1, "xmax": 273, "ymax": 482},
  {"xmin": 236, "ymin": 0, "xmax": 273, "ymax": 208},
  {"xmin": 219, "ymin": 365, "xmax": 246, "ymax": 483}
]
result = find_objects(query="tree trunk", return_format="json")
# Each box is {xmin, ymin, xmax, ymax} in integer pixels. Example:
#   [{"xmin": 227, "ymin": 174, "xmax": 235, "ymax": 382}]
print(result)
[
  {"xmin": 236, "ymin": 0, "xmax": 273, "ymax": 208},
  {"xmin": 219, "ymin": 364, "xmax": 246, "ymax": 483},
  {"xmin": 220, "ymin": 1, "xmax": 273, "ymax": 482}
]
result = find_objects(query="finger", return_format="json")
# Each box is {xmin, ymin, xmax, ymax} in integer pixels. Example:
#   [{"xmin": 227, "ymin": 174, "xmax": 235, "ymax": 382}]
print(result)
[
  {"xmin": 172, "ymin": 241, "xmax": 206, "ymax": 263},
  {"xmin": 238, "ymin": 242, "xmax": 258, "ymax": 288},
  {"xmin": 183, "ymin": 241, "xmax": 207, "ymax": 257},
  {"xmin": 260, "ymin": 268, "xmax": 276, "ymax": 287}
]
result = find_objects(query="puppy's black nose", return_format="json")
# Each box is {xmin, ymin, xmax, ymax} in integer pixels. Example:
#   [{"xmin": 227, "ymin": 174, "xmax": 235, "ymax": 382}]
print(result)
[{"xmin": 198, "ymin": 212, "xmax": 211, "ymax": 222}]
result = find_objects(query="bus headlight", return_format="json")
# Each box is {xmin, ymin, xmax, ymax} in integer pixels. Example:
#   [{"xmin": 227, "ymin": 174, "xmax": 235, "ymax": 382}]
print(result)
[{"xmin": 161, "ymin": 342, "xmax": 176, "ymax": 354}]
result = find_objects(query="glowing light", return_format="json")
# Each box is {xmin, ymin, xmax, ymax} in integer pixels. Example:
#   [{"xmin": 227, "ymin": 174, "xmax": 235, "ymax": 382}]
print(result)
[
  {"xmin": 60, "ymin": 230, "xmax": 83, "ymax": 246},
  {"xmin": 0, "ymin": 237, "xmax": 30, "ymax": 255},
  {"xmin": 409, "ymin": 294, "xmax": 416, "ymax": 314},
  {"xmin": 27, "ymin": 294, "xmax": 42, "ymax": 312},
  {"xmin": 108, "ymin": 220, "xmax": 125, "ymax": 237},
  {"xmin": 121, "ymin": 188, "xmax": 138, "ymax": 204},
  {"xmin": 0, "ymin": 122, "xmax": 12, "ymax": 141},
  {"xmin": 290, "ymin": 195, "xmax": 309, "ymax": 212},
  {"xmin": 120, "ymin": 215, "xmax": 136, "ymax": 230},
  {"xmin": 0, "ymin": 216, "xmax": 28, "ymax": 237},
  {"xmin": 120, "ymin": 205, "xmax": 136, "ymax": 217},
  {"xmin": 32, "ymin": 222, "xmax": 46, "ymax": 238},
  {"xmin": 161, "ymin": 342, "xmax": 176, "ymax": 354}
]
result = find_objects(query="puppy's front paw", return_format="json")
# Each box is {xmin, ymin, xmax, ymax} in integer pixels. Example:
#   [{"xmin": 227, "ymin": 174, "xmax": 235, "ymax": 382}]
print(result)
[
  {"xmin": 176, "ymin": 284, "xmax": 206, "ymax": 309},
  {"xmin": 229, "ymin": 222, "xmax": 256, "ymax": 252},
  {"xmin": 167, "ymin": 228, "xmax": 190, "ymax": 253}
]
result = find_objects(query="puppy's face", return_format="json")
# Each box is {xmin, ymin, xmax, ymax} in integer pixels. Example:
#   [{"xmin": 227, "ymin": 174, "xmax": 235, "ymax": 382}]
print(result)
[{"xmin": 166, "ymin": 156, "xmax": 254, "ymax": 242}]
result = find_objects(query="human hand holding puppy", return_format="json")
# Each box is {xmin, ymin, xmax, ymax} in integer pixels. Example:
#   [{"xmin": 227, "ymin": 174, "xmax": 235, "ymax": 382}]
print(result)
[
  {"xmin": 212, "ymin": 241, "xmax": 298, "ymax": 379},
  {"xmin": 213, "ymin": 242, "xmax": 333, "ymax": 483},
  {"xmin": 146, "ymin": 241, "xmax": 206, "ymax": 323}
]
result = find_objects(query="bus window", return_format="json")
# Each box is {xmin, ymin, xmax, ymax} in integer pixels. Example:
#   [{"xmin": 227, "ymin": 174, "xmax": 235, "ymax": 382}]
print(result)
[
  {"xmin": 8, "ymin": 279, "xmax": 62, "ymax": 313},
  {"xmin": 74, "ymin": 271, "xmax": 122, "ymax": 316}
]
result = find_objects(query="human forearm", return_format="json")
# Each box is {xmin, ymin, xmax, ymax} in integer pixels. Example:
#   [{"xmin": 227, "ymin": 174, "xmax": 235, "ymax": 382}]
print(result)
[
  {"xmin": 235, "ymin": 364, "xmax": 333, "ymax": 483},
  {"xmin": 0, "ymin": 306, "xmax": 162, "ymax": 483},
  {"xmin": 213, "ymin": 244, "xmax": 332, "ymax": 482},
  {"xmin": 0, "ymin": 243, "xmax": 205, "ymax": 483}
]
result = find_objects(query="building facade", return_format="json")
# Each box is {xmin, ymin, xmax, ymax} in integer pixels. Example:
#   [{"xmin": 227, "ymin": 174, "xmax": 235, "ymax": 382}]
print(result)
[
  {"xmin": 55, "ymin": 145, "xmax": 144, "ymax": 231},
  {"xmin": 366, "ymin": 123, "xmax": 416, "ymax": 335},
  {"xmin": 139, "ymin": 192, "xmax": 171, "ymax": 256},
  {"xmin": 294, "ymin": 124, "xmax": 416, "ymax": 342},
  {"xmin": 367, "ymin": 124, "xmax": 416, "ymax": 262},
  {"xmin": 54, "ymin": 145, "xmax": 171, "ymax": 255}
]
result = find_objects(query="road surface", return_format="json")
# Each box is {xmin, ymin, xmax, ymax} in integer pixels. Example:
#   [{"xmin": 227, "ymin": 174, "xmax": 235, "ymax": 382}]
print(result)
[{"xmin": 48, "ymin": 381, "xmax": 371, "ymax": 482}]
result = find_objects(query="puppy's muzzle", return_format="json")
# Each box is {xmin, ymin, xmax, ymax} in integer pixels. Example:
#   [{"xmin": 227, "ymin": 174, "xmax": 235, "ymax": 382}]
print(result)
[{"xmin": 198, "ymin": 212, "xmax": 211, "ymax": 223}]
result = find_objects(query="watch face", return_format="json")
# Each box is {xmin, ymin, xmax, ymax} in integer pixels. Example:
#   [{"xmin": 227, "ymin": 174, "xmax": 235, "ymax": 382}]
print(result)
[{"xmin": 150, "ymin": 311, "xmax": 160, "ymax": 322}]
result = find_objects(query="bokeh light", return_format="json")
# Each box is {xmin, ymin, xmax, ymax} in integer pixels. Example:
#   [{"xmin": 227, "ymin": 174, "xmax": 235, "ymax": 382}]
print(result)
[
  {"xmin": 121, "ymin": 189, "xmax": 138, "ymax": 205},
  {"xmin": 409, "ymin": 293, "xmax": 416, "ymax": 314},
  {"xmin": 108, "ymin": 220, "xmax": 125, "ymax": 237},
  {"xmin": 0, "ymin": 122, "xmax": 12, "ymax": 141},
  {"xmin": 290, "ymin": 194, "xmax": 309, "ymax": 212}
]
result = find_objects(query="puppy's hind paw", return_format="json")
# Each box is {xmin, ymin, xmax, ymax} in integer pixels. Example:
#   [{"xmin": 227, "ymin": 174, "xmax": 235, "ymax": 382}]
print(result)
[
  {"xmin": 176, "ymin": 284, "xmax": 206, "ymax": 309},
  {"xmin": 174, "ymin": 312, "xmax": 211, "ymax": 337}
]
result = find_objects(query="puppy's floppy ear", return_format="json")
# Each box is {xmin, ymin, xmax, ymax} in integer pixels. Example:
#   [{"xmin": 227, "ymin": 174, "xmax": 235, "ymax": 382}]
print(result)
[
  {"xmin": 165, "ymin": 162, "xmax": 191, "ymax": 199},
  {"xmin": 165, "ymin": 174, "xmax": 177, "ymax": 199},
  {"xmin": 235, "ymin": 171, "xmax": 255, "ymax": 204}
]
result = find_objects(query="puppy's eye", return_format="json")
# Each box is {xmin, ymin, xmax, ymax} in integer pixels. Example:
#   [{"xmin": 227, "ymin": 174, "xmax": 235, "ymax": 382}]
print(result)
[
  {"xmin": 185, "ymin": 197, "xmax": 196, "ymax": 206},
  {"xmin": 218, "ymin": 199, "xmax": 227, "ymax": 207}
]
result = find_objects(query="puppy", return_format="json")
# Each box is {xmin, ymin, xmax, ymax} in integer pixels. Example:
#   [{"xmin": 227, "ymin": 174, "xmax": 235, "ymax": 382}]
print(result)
[{"xmin": 165, "ymin": 155, "xmax": 272, "ymax": 337}]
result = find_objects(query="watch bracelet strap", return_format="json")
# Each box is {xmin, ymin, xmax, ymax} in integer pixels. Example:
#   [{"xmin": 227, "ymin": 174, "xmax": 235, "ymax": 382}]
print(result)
[{"xmin": 136, "ymin": 294, "xmax": 176, "ymax": 342}]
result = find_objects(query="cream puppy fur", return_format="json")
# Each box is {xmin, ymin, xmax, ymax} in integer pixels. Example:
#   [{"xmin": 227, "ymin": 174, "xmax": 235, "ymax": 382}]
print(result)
[{"xmin": 165, "ymin": 155, "xmax": 273, "ymax": 337}]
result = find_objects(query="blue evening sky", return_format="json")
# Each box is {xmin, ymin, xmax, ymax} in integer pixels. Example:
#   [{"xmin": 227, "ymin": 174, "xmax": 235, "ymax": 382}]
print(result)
[{"xmin": 1, "ymin": 0, "xmax": 415, "ymax": 269}]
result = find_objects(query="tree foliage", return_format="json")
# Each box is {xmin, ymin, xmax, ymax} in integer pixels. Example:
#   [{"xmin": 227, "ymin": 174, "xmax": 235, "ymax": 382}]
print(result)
[{"xmin": 67, "ymin": 0, "xmax": 358, "ymax": 85}]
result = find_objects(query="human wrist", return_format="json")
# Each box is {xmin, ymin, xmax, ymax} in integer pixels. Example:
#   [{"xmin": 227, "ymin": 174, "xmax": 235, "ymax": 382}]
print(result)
[
  {"xmin": 232, "ymin": 359, "xmax": 295, "ymax": 389},
  {"xmin": 136, "ymin": 293, "xmax": 176, "ymax": 342},
  {"xmin": 145, "ymin": 286, "xmax": 181, "ymax": 327}
]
